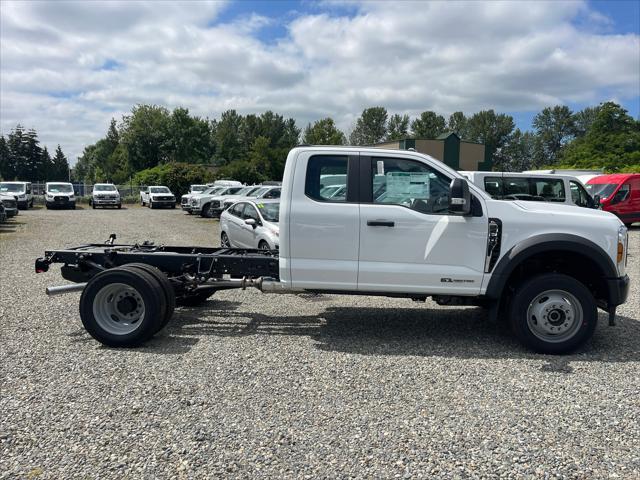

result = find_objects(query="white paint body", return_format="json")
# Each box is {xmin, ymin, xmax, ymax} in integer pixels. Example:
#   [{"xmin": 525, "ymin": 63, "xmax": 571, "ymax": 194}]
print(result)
[{"xmin": 277, "ymin": 147, "xmax": 625, "ymax": 294}]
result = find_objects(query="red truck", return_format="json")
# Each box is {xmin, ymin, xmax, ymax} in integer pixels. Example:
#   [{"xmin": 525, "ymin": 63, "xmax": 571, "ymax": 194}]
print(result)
[{"xmin": 587, "ymin": 173, "xmax": 640, "ymax": 227}]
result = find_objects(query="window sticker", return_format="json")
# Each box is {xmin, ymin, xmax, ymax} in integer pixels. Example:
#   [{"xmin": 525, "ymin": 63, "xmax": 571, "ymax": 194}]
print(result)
[
  {"xmin": 386, "ymin": 172, "xmax": 430, "ymax": 198},
  {"xmin": 377, "ymin": 160, "xmax": 385, "ymax": 176}
]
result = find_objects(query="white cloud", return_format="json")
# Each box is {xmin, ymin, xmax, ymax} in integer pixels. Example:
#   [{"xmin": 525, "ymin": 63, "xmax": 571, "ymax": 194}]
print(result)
[{"xmin": 0, "ymin": 0, "xmax": 638, "ymax": 163}]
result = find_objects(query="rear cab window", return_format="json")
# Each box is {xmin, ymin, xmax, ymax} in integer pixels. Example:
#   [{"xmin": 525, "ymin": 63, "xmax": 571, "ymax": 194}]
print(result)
[{"xmin": 305, "ymin": 155, "xmax": 349, "ymax": 202}]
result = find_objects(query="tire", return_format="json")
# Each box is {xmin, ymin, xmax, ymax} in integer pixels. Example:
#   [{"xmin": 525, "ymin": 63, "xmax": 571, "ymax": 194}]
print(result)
[
  {"xmin": 624, "ymin": 223, "xmax": 633, "ymax": 228},
  {"xmin": 79, "ymin": 268, "xmax": 167, "ymax": 347},
  {"xmin": 221, "ymin": 232, "xmax": 230, "ymax": 248},
  {"xmin": 202, "ymin": 203, "xmax": 213, "ymax": 218},
  {"xmin": 171, "ymin": 204, "xmax": 175, "ymax": 209},
  {"xmin": 149, "ymin": 201, "xmax": 154, "ymax": 209},
  {"xmin": 119, "ymin": 263, "xmax": 176, "ymax": 332},
  {"xmin": 29, "ymin": 199, "xmax": 33, "ymax": 208},
  {"xmin": 92, "ymin": 203, "xmax": 96, "ymax": 209},
  {"xmin": 140, "ymin": 198, "xmax": 145, "ymax": 206},
  {"xmin": 258, "ymin": 240, "xmax": 270, "ymax": 250},
  {"xmin": 117, "ymin": 204, "xmax": 122, "ymax": 209},
  {"xmin": 509, "ymin": 273, "xmax": 597, "ymax": 354},
  {"xmin": 176, "ymin": 288, "xmax": 217, "ymax": 307}
]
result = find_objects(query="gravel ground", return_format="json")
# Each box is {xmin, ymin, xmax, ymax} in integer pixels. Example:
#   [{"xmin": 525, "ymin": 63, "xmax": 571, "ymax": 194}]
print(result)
[{"xmin": 1, "ymin": 205, "xmax": 639, "ymax": 479}]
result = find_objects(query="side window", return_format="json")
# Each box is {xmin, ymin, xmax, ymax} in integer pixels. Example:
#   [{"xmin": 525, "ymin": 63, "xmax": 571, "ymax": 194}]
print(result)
[
  {"xmin": 570, "ymin": 181, "xmax": 591, "ymax": 207},
  {"xmin": 371, "ymin": 157, "xmax": 451, "ymax": 214},
  {"xmin": 484, "ymin": 177, "xmax": 504, "ymax": 199},
  {"xmin": 503, "ymin": 178, "xmax": 530, "ymax": 197},
  {"xmin": 305, "ymin": 156, "xmax": 348, "ymax": 202},
  {"xmin": 26, "ymin": 184, "xmax": 32, "ymax": 194},
  {"xmin": 242, "ymin": 204, "xmax": 259, "ymax": 221},
  {"xmin": 263, "ymin": 189, "xmax": 280, "ymax": 199},
  {"xmin": 532, "ymin": 179, "xmax": 565, "ymax": 202},
  {"xmin": 230, "ymin": 203, "xmax": 244, "ymax": 217},
  {"xmin": 612, "ymin": 184, "xmax": 630, "ymax": 204}
]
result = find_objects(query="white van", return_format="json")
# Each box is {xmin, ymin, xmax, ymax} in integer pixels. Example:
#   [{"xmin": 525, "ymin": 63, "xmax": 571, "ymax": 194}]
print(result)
[
  {"xmin": 45, "ymin": 182, "xmax": 76, "ymax": 209},
  {"xmin": 0, "ymin": 181, "xmax": 33, "ymax": 209},
  {"xmin": 460, "ymin": 171, "xmax": 597, "ymax": 209}
]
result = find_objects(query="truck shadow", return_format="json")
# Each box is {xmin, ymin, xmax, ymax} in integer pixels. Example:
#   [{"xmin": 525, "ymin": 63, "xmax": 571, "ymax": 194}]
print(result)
[{"xmin": 152, "ymin": 303, "xmax": 640, "ymax": 365}]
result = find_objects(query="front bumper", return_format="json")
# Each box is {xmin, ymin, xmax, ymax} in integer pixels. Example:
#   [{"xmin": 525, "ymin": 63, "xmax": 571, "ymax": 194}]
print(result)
[
  {"xmin": 93, "ymin": 198, "xmax": 121, "ymax": 205},
  {"xmin": 607, "ymin": 275, "xmax": 630, "ymax": 308},
  {"xmin": 46, "ymin": 198, "xmax": 75, "ymax": 208}
]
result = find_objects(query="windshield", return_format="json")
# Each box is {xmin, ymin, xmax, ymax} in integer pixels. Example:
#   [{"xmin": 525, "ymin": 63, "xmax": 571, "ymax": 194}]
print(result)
[
  {"xmin": 586, "ymin": 183, "xmax": 617, "ymax": 198},
  {"xmin": 191, "ymin": 185, "xmax": 207, "ymax": 192},
  {"xmin": 94, "ymin": 184, "xmax": 116, "ymax": 192},
  {"xmin": 150, "ymin": 187, "xmax": 170, "ymax": 193},
  {"xmin": 0, "ymin": 183, "xmax": 24, "ymax": 193},
  {"xmin": 201, "ymin": 187, "xmax": 222, "ymax": 195},
  {"xmin": 234, "ymin": 186, "xmax": 254, "ymax": 196},
  {"xmin": 251, "ymin": 187, "xmax": 270, "ymax": 197},
  {"xmin": 257, "ymin": 202, "xmax": 279, "ymax": 222},
  {"xmin": 48, "ymin": 184, "xmax": 73, "ymax": 193}
]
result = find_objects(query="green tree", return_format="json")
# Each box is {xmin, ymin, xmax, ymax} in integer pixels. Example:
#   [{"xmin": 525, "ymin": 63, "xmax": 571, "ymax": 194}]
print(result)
[
  {"xmin": 120, "ymin": 104, "xmax": 171, "ymax": 171},
  {"xmin": 496, "ymin": 129, "xmax": 543, "ymax": 172},
  {"xmin": 465, "ymin": 110, "xmax": 515, "ymax": 167},
  {"xmin": 214, "ymin": 109, "xmax": 244, "ymax": 165},
  {"xmin": 302, "ymin": 118, "xmax": 346, "ymax": 145},
  {"xmin": 411, "ymin": 111, "xmax": 446, "ymax": 138},
  {"xmin": 0, "ymin": 136, "xmax": 9, "ymax": 179},
  {"xmin": 385, "ymin": 114, "xmax": 409, "ymax": 141},
  {"xmin": 447, "ymin": 112, "xmax": 468, "ymax": 138},
  {"xmin": 133, "ymin": 162, "xmax": 215, "ymax": 197},
  {"xmin": 559, "ymin": 102, "xmax": 640, "ymax": 172},
  {"xmin": 51, "ymin": 145, "xmax": 70, "ymax": 181},
  {"xmin": 532, "ymin": 105, "xmax": 576, "ymax": 165},
  {"xmin": 349, "ymin": 107, "xmax": 388, "ymax": 145},
  {"xmin": 40, "ymin": 147, "xmax": 53, "ymax": 180},
  {"xmin": 573, "ymin": 106, "xmax": 601, "ymax": 138},
  {"xmin": 166, "ymin": 108, "xmax": 213, "ymax": 164}
]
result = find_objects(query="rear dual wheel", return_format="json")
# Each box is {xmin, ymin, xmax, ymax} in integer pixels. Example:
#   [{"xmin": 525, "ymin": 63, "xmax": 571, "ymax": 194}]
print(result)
[{"xmin": 79, "ymin": 265, "xmax": 175, "ymax": 347}]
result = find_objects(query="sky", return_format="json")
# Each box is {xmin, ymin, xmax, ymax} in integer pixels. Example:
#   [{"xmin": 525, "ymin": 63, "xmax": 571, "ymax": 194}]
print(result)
[{"xmin": 1, "ymin": 0, "xmax": 639, "ymax": 164}]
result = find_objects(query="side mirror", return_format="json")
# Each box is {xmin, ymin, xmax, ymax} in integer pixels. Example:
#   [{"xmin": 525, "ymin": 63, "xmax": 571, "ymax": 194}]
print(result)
[
  {"xmin": 449, "ymin": 178, "xmax": 471, "ymax": 215},
  {"xmin": 592, "ymin": 194, "xmax": 601, "ymax": 208},
  {"xmin": 244, "ymin": 218, "xmax": 257, "ymax": 228}
]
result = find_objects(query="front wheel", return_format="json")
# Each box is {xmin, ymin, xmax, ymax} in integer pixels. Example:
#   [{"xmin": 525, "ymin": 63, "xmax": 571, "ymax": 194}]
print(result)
[
  {"xmin": 258, "ymin": 240, "xmax": 270, "ymax": 250},
  {"xmin": 202, "ymin": 203, "xmax": 214, "ymax": 218},
  {"xmin": 221, "ymin": 232, "xmax": 230, "ymax": 247},
  {"xmin": 509, "ymin": 273, "xmax": 597, "ymax": 354}
]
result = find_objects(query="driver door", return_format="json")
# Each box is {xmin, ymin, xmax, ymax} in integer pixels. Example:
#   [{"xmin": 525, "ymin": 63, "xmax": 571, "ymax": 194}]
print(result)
[{"xmin": 358, "ymin": 154, "xmax": 487, "ymax": 295}]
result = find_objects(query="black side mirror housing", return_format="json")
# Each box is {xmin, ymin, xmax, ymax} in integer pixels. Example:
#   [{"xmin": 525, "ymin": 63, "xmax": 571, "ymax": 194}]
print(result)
[{"xmin": 449, "ymin": 178, "xmax": 471, "ymax": 215}]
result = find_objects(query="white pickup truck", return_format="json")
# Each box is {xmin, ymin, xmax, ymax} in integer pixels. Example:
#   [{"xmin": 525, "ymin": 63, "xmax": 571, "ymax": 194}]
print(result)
[{"xmin": 37, "ymin": 147, "xmax": 630, "ymax": 354}]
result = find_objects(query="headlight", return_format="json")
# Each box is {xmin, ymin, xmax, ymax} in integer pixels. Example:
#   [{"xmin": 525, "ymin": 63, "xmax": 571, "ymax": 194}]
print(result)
[
  {"xmin": 617, "ymin": 225, "xmax": 628, "ymax": 272},
  {"xmin": 69, "ymin": 195, "xmax": 75, "ymax": 200},
  {"xmin": 46, "ymin": 194, "xmax": 53, "ymax": 200},
  {"xmin": 19, "ymin": 194, "xmax": 26, "ymax": 199}
]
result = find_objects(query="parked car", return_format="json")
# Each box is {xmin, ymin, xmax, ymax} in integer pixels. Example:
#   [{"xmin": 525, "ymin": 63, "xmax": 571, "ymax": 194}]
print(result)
[
  {"xmin": 140, "ymin": 186, "xmax": 176, "ymax": 208},
  {"xmin": 196, "ymin": 185, "xmax": 265, "ymax": 218},
  {"xmin": 586, "ymin": 173, "xmax": 640, "ymax": 226},
  {"xmin": 91, "ymin": 183, "xmax": 121, "ymax": 209},
  {"xmin": 45, "ymin": 182, "xmax": 76, "ymax": 209},
  {"xmin": 190, "ymin": 186, "xmax": 244, "ymax": 217},
  {"xmin": 0, "ymin": 194, "xmax": 19, "ymax": 217},
  {"xmin": 461, "ymin": 171, "xmax": 597, "ymax": 208},
  {"xmin": 0, "ymin": 181, "xmax": 33, "ymax": 209},
  {"xmin": 220, "ymin": 199, "xmax": 280, "ymax": 249},
  {"xmin": 221, "ymin": 185, "xmax": 281, "ymax": 210},
  {"xmin": 180, "ymin": 184, "xmax": 209, "ymax": 212}
]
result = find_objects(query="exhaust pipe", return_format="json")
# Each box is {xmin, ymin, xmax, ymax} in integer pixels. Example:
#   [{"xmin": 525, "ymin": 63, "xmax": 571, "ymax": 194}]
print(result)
[
  {"xmin": 202, "ymin": 277, "xmax": 301, "ymax": 294},
  {"xmin": 46, "ymin": 283, "xmax": 87, "ymax": 296}
]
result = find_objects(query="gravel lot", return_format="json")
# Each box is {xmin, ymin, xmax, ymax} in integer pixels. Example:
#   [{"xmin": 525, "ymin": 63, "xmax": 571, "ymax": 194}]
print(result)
[{"xmin": 1, "ymin": 205, "xmax": 639, "ymax": 479}]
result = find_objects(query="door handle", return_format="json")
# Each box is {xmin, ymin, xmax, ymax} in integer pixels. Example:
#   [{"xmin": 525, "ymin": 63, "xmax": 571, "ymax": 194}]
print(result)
[{"xmin": 367, "ymin": 220, "xmax": 395, "ymax": 227}]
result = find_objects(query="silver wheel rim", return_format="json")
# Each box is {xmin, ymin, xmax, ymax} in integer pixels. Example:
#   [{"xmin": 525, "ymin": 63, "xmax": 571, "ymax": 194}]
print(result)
[
  {"xmin": 526, "ymin": 289, "xmax": 583, "ymax": 343},
  {"xmin": 259, "ymin": 242, "xmax": 269, "ymax": 250},
  {"xmin": 93, "ymin": 283, "xmax": 145, "ymax": 335},
  {"xmin": 221, "ymin": 233, "xmax": 229, "ymax": 247}
]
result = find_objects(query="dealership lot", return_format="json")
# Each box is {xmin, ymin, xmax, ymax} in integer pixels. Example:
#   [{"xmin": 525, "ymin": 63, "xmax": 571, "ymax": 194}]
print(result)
[{"xmin": 1, "ymin": 206, "xmax": 639, "ymax": 478}]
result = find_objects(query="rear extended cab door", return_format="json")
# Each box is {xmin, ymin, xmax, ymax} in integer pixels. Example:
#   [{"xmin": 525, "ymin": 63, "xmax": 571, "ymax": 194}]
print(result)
[{"xmin": 281, "ymin": 148, "xmax": 360, "ymax": 290}]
